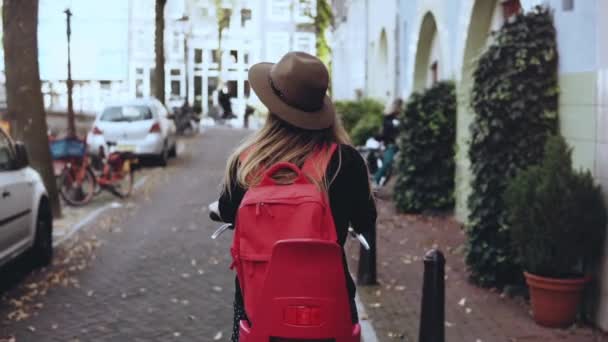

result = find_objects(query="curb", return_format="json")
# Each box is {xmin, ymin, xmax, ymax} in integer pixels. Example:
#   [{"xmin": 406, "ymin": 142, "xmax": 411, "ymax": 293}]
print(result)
[
  {"xmin": 356, "ymin": 294, "xmax": 379, "ymax": 342},
  {"xmin": 53, "ymin": 175, "xmax": 149, "ymax": 247}
]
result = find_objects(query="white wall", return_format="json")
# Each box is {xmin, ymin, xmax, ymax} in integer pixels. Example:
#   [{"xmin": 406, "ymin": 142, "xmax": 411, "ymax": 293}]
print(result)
[
  {"xmin": 332, "ymin": 0, "xmax": 371, "ymax": 100},
  {"xmin": 366, "ymin": 0, "xmax": 398, "ymax": 101}
]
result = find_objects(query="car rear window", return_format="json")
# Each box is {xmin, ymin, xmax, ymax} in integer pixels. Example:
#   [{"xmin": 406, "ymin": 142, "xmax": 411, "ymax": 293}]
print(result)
[{"xmin": 100, "ymin": 105, "xmax": 153, "ymax": 122}]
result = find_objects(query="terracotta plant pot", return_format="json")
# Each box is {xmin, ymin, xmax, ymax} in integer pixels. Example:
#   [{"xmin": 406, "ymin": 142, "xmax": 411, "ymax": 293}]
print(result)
[{"xmin": 524, "ymin": 272, "xmax": 590, "ymax": 328}]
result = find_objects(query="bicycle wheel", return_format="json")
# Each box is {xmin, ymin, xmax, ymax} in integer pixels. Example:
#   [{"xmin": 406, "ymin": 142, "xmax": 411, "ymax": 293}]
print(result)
[
  {"xmin": 59, "ymin": 166, "xmax": 96, "ymax": 206},
  {"xmin": 109, "ymin": 163, "xmax": 134, "ymax": 199}
]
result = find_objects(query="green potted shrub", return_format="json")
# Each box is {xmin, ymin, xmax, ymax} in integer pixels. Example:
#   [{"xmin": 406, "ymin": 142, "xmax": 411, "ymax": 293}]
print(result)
[{"xmin": 504, "ymin": 135, "xmax": 607, "ymax": 327}]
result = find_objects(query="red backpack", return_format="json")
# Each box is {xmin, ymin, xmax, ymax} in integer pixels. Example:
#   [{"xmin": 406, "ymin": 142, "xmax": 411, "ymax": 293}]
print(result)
[{"xmin": 230, "ymin": 143, "xmax": 338, "ymax": 322}]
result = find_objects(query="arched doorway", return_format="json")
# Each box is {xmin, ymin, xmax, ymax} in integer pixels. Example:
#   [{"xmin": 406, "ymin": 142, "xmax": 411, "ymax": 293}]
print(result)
[
  {"xmin": 413, "ymin": 12, "xmax": 440, "ymax": 92},
  {"xmin": 454, "ymin": 0, "xmax": 500, "ymax": 221},
  {"xmin": 372, "ymin": 29, "xmax": 390, "ymax": 99}
]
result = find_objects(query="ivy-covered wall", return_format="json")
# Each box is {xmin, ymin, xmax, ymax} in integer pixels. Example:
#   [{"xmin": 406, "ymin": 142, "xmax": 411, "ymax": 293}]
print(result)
[
  {"xmin": 465, "ymin": 6, "xmax": 559, "ymax": 287},
  {"xmin": 394, "ymin": 81, "xmax": 456, "ymax": 213}
]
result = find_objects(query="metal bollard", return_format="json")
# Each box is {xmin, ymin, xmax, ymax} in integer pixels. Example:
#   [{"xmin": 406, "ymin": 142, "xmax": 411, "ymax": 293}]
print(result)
[
  {"xmin": 356, "ymin": 225, "xmax": 377, "ymax": 285},
  {"xmin": 418, "ymin": 249, "xmax": 445, "ymax": 342}
]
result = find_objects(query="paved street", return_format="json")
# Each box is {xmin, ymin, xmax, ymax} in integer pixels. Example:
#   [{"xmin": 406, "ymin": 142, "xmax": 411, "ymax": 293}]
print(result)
[{"xmin": 0, "ymin": 128, "xmax": 250, "ymax": 341}]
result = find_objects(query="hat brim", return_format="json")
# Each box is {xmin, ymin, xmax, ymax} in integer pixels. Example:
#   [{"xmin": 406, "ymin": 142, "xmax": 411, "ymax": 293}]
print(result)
[{"xmin": 248, "ymin": 62, "xmax": 336, "ymax": 130}]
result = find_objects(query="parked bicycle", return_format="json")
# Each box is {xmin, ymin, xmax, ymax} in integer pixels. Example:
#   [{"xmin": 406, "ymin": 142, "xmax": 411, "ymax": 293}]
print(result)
[
  {"xmin": 51, "ymin": 137, "xmax": 137, "ymax": 206},
  {"xmin": 90, "ymin": 141, "xmax": 138, "ymax": 199},
  {"xmin": 50, "ymin": 137, "xmax": 97, "ymax": 206}
]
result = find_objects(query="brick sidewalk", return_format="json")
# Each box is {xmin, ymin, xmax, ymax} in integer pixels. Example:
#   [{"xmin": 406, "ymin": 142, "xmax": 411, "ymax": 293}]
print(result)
[{"xmin": 348, "ymin": 196, "xmax": 608, "ymax": 342}]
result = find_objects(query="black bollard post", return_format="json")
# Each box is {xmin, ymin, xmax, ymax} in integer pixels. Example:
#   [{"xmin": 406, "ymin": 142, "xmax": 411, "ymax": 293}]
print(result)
[
  {"xmin": 418, "ymin": 249, "xmax": 445, "ymax": 342},
  {"xmin": 357, "ymin": 225, "xmax": 377, "ymax": 285}
]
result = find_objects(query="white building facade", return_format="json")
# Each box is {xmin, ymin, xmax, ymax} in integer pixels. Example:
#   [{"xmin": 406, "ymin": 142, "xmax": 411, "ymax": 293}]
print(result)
[
  {"xmin": 127, "ymin": 0, "xmax": 318, "ymax": 119},
  {"xmin": 331, "ymin": 0, "xmax": 399, "ymax": 101},
  {"xmin": 332, "ymin": 0, "xmax": 608, "ymax": 329},
  {"xmin": 0, "ymin": 0, "xmax": 318, "ymax": 117}
]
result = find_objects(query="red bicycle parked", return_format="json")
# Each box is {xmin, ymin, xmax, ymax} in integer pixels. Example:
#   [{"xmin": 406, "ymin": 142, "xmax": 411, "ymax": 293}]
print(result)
[
  {"xmin": 51, "ymin": 136, "xmax": 97, "ymax": 206},
  {"xmin": 91, "ymin": 141, "xmax": 138, "ymax": 199},
  {"xmin": 51, "ymin": 137, "xmax": 137, "ymax": 206}
]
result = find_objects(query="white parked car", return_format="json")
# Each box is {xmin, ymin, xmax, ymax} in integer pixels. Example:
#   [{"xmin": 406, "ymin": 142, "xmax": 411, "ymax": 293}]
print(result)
[
  {"xmin": 0, "ymin": 127, "xmax": 53, "ymax": 268},
  {"xmin": 87, "ymin": 98, "xmax": 178, "ymax": 166}
]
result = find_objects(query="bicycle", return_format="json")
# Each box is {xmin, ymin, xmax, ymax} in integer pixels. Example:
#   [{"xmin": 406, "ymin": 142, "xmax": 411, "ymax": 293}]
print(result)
[
  {"xmin": 51, "ymin": 137, "xmax": 97, "ymax": 206},
  {"xmin": 90, "ymin": 141, "xmax": 138, "ymax": 199}
]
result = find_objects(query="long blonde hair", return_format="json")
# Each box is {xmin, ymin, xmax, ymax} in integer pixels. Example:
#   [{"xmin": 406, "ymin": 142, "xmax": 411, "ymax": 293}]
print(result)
[{"xmin": 223, "ymin": 113, "xmax": 351, "ymax": 194}]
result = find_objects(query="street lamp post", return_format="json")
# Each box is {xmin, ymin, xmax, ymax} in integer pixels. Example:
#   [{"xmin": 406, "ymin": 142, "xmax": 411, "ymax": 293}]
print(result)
[
  {"xmin": 64, "ymin": 8, "xmax": 76, "ymax": 137},
  {"xmin": 177, "ymin": 15, "xmax": 190, "ymax": 105}
]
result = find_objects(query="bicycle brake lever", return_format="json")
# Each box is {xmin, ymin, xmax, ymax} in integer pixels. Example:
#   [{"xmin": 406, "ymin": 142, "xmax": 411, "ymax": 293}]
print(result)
[
  {"xmin": 348, "ymin": 227, "xmax": 371, "ymax": 251},
  {"xmin": 211, "ymin": 223, "xmax": 233, "ymax": 240}
]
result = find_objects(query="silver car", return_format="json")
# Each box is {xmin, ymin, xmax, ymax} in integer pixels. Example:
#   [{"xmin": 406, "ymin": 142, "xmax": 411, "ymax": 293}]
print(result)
[
  {"xmin": 0, "ymin": 127, "xmax": 53, "ymax": 268},
  {"xmin": 87, "ymin": 98, "xmax": 178, "ymax": 166}
]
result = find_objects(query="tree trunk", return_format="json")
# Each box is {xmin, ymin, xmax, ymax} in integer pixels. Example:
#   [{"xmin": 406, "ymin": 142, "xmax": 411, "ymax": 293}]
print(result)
[
  {"xmin": 154, "ymin": 0, "xmax": 167, "ymax": 104},
  {"xmin": 3, "ymin": 0, "xmax": 61, "ymax": 217}
]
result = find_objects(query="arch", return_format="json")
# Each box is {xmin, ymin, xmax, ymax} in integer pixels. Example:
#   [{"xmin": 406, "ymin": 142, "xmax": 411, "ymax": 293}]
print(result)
[
  {"xmin": 453, "ymin": 0, "xmax": 499, "ymax": 221},
  {"xmin": 412, "ymin": 12, "xmax": 439, "ymax": 92},
  {"xmin": 375, "ymin": 29, "xmax": 390, "ymax": 98}
]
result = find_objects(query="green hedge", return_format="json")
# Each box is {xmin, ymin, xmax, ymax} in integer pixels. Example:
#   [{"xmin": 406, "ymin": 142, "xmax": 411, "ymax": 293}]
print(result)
[
  {"xmin": 335, "ymin": 99, "xmax": 383, "ymax": 146},
  {"xmin": 394, "ymin": 81, "xmax": 456, "ymax": 213},
  {"xmin": 465, "ymin": 6, "xmax": 559, "ymax": 287}
]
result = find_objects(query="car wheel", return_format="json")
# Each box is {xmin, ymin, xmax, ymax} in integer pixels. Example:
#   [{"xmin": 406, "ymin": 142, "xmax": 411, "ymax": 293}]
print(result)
[
  {"xmin": 158, "ymin": 144, "xmax": 169, "ymax": 167},
  {"xmin": 169, "ymin": 143, "xmax": 177, "ymax": 158},
  {"xmin": 31, "ymin": 199, "xmax": 53, "ymax": 268}
]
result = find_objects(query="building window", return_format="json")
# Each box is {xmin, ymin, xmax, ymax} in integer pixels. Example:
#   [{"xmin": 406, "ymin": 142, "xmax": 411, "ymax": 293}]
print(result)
[
  {"xmin": 241, "ymin": 8, "xmax": 252, "ymax": 27},
  {"xmin": 294, "ymin": 32, "xmax": 316, "ymax": 55},
  {"xmin": 266, "ymin": 32, "xmax": 290, "ymax": 62},
  {"xmin": 136, "ymin": 79, "xmax": 144, "ymax": 98},
  {"xmin": 100, "ymin": 81, "xmax": 112, "ymax": 90},
  {"xmin": 171, "ymin": 80, "xmax": 181, "ymax": 97},
  {"xmin": 194, "ymin": 49, "xmax": 203, "ymax": 64},
  {"xmin": 170, "ymin": 69, "xmax": 181, "ymax": 76},
  {"xmin": 244, "ymin": 80, "xmax": 251, "ymax": 97},
  {"xmin": 136, "ymin": 68, "xmax": 144, "ymax": 76},
  {"xmin": 297, "ymin": 0, "xmax": 316, "ymax": 21},
  {"xmin": 269, "ymin": 0, "xmax": 290, "ymax": 21},
  {"xmin": 244, "ymin": 52, "xmax": 250, "ymax": 65},
  {"xmin": 562, "ymin": 0, "xmax": 574, "ymax": 11},
  {"xmin": 502, "ymin": 0, "xmax": 522, "ymax": 21},
  {"xmin": 200, "ymin": 7, "xmax": 209, "ymax": 17}
]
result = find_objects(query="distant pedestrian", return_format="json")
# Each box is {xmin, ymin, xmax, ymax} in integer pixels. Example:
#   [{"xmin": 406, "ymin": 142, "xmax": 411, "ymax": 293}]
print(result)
[
  {"xmin": 219, "ymin": 86, "xmax": 235, "ymax": 119},
  {"xmin": 243, "ymin": 105, "xmax": 255, "ymax": 129},
  {"xmin": 373, "ymin": 97, "xmax": 403, "ymax": 186}
]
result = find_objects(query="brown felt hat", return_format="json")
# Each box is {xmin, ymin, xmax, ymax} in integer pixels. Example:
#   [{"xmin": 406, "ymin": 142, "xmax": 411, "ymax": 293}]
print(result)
[{"xmin": 248, "ymin": 51, "xmax": 336, "ymax": 130}]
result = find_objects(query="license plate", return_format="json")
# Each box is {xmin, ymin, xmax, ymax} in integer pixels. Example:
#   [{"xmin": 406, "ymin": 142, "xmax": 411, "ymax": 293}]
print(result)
[
  {"xmin": 122, "ymin": 160, "xmax": 131, "ymax": 173},
  {"xmin": 115, "ymin": 145, "xmax": 136, "ymax": 152}
]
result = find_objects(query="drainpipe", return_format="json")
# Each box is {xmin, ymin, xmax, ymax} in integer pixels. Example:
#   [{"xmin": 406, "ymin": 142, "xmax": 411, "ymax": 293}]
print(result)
[
  {"xmin": 394, "ymin": 0, "xmax": 400, "ymax": 99},
  {"xmin": 364, "ymin": 0, "xmax": 369, "ymax": 97}
]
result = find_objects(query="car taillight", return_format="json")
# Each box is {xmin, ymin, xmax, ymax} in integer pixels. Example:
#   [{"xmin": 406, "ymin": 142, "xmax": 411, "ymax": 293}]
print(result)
[
  {"xmin": 92, "ymin": 126, "xmax": 103, "ymax": 135},
  {"xmin": 149, "ymin": 122, "xmax": 161, "ymax": 133},
  {"xmin": 283, "ymin": 306, "xmax": 322, "ymax": 326}
]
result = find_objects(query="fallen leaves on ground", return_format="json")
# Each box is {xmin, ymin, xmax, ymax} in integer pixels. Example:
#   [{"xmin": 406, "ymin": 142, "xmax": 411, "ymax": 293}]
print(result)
[{"xmin": 2, "ymin": 235, "xmax": 102, "ymax": 323}]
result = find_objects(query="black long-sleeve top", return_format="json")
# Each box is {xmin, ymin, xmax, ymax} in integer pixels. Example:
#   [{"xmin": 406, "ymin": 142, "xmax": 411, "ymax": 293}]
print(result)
[{"xmin": 218, "ymin": 143, "xmax": 377, "ymax": 301}]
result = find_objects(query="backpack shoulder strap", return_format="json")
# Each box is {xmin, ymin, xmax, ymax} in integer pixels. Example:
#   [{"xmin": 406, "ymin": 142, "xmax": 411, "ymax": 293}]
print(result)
[{"xmin": 302, "ymin": 143, "xmax": 338, "ymax": 182}]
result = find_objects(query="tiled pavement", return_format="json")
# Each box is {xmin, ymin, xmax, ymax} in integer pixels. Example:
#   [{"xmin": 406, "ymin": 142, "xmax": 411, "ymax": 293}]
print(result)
[
  {"xmin": 0, "ymin": 128, "xmax": 249, "ymax": 341},
  {"xmin": 348, "ymin": 194, "xmax": 608, "ymax": 342}
]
